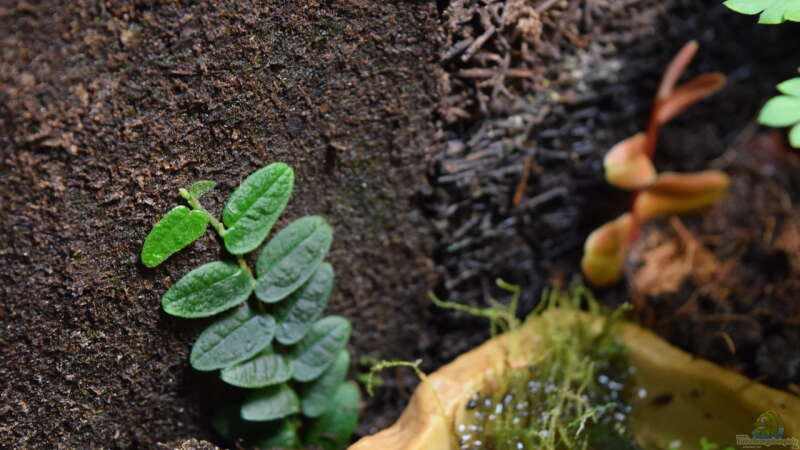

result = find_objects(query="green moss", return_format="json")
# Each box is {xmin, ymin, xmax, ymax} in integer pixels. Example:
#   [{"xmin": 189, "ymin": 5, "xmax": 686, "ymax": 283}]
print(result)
[{"xmin": 451, "ymin": 284, "xmax": 639, "ymax": 450}]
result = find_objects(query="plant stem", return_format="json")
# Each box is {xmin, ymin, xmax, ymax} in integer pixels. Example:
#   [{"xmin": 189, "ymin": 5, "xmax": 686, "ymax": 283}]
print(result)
[
  {"xmin": 179, "ymin": 188, "xmax": 227, "ymax": 236},
  {"xmin": 179, "ymin": 187, "xmax": 261, "ymax": 311},
  {"xmin": 237, "ymin": 255, "xmax": 254, "ymax": 279}
]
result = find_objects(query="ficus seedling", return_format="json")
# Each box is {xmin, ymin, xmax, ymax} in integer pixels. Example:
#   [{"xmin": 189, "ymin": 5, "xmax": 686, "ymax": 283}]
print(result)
[
  {"xmin": 141, "ymin": 163, "xmax": 360, "ymax": 449},
  {"xmin": 582, "ymin": 42, "xmax": 731, "ymax": 286}
]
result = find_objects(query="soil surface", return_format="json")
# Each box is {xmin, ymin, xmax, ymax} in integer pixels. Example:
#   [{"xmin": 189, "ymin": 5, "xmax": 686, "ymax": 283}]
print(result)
[
  {"xmin": 3, "ymin": 0, "xmax": 800, "ymax": 448},
  {"xmin": 1, "ymin": 0, "xmax": 440, "ymax": 447}
]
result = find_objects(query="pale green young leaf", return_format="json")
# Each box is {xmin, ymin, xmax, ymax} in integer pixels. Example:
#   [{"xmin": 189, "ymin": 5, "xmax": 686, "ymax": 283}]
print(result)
[
  {"xmin": 255, "ymin": 216, "xmax": 333, "ymax": 303},
  {"xmin": 220, "ymin": 345, "xmax": 292, "ymax": 388},
  {"xmin": 189, "ymin": 180, "xmax": 216, "ymax": 199},
  {"xmin": 290, "ymin": 316, "xmax": 351, "ymax": 382},
  {"xmin": 299, "ymin": 350, "xmax": 350, "ymax": 418},
  {"xmin": 790, "ymin": 123, "xmax": 800, "ymax": 148},
  {"xmin": 162, "ymin": 261, "xmax": 253, "ymax": 318},
  {"xmin": 190, "ymin": 305, "xmax": 275, "ymax": 371},
  {"xmin": 777, "ymin": 77, "xmax": 800, "ymax": 96},
  {"xmin": 304, "ymin": 381, "xmax": 361, "ymax": 450},
  {"xmin": 222, "ymin": 163, "xmax": 294, "ymax": 255},
  {"xmin": 724, "ymin": 0, "xmax": 800, "ymax": 24},
  {"xmin": 758, "ymin": 96, "xmax": 800, "ymax": 127},
  {"xmin": 241, "ymin": 384, "xmax": 300, "ymax": 421},
  {"xmin": 273, "ymin": 263, "xmax": 334, "ymax": 345},
  {"xmin": 141, "ymin": 206, "xmax": 209, "ymax": 268}
]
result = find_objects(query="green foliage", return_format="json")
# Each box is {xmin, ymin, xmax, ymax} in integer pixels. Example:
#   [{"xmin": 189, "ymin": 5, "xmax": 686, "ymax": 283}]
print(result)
[
  {"xmin": 189, "ymin": 180, "xmax": 217, "ymax": 199},
  {"xmin": 242, "ymin": 384, "xmax": 301, "ymax": 421},
  {"xmin": 723, "ymin": 0, "xmax": 800, "ymax": 24},
  {"xmin": 190, "ymin": 305, "xmax": 275, "ymax": 371},
  {"xmin": 304, "ymin": 382, "xmax": 362, "ymax": 450},
  {"xmin": 141, "ymin": 162, "xmax": 358, "ymax": 448},
  {"xmin": 290, "ymin": 316, "xmax": 351, "ymax": 382},
  {"xmin": 140, "ymin": 206, "xmax": 209, "ymax": 267},
  {"xmin": 220, "ymin": 345, "xmax": 293, "ymax": 388},
  {"xmin": 759, "ymin": 76, "xmax": 800, "ymax": 148},
  {"xmin": 222, "ymin": 162, "xmax": 294, "ymax": 255},
  {"xmin": 300, "ymin": 350, "xmax": 350, "ymax": 418},
  {"xmin": 255, "ymin": 215, "xmax": 333, "ymax": 303},
  {"xmin": 724, "ymin": 1, "xmax": 800, "ymax": 147},
  {"xmin": 161, "ymin": 261, "xmax": 253, "ymax": 318},
  {"xmin": 273, "ymin": 262, "xmax": 333, "ymax": 345}
]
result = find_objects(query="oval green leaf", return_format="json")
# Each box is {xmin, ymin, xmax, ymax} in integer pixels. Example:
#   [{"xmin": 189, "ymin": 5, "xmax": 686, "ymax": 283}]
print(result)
[
  {"xmin": 290, "ymin": 316, "xmax": 351, "ymax": 382},
  {"xmin": 241, "ymin": 384, "xmax": 300, "ymax": 422},
  {"xmin": 758, "ymin": 95, "xmax": 800, "ymax": 127},
  {"xmin": 222, "ymin": 163, "xmax": 294, "ymax": 255},
  {"xmin": 304, "ymin": 381, "xmax": 361, "ymax": 450},
  {"xmin": 162, "ymin": 261, "xmax": 253, "ymax": 318},
  {"xmin": 778, "ymin": 78, "xmax": 800, "ymax": 97},
  {"xmin": 141, "ymin": 206, "xmax": 209, "ymax": 268},
  {"xmin": 791, "ymin": 123, "xmax": 800, "ymax": 149},
  {"xmin": 221, "ymin": 345, "xmax": 292, "ymax": 388},
  {"xmin": 255, "ymin": 216, "xmax": 333, "ymax": 303},
  {"xmin": 190, "ymin": 305, "xmax": 275, "ymax": 371},
  {"xmin": 299, "ymin": 350, "xmax": 350, "ymax": 418},
  {"xmin": 189, "ymin": 180, "xmax": 217, "ymax": 199},
  {"xmin": 273, "ymin": 263, "xmax": 334, "ymax": 345}
]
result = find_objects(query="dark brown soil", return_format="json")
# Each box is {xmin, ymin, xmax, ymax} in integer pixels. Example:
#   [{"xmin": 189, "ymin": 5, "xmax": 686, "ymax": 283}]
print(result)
[
  {"xmin": 630, "ymin": 131, "xmax": 800, "ymax": 390},
  {"xmin": 0, "ymin": 1, "xmax": 441, "ymax": 447}
]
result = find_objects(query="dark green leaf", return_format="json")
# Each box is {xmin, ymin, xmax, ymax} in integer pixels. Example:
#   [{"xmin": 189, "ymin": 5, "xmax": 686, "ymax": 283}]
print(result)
[
  {"xmin": 241, "ymin": 384, "xmax": 300, "ymax": 422},
  {"xmin": 190, "ymin": 305, "xmax": 274, "ymax": 371},
  {"xmin": 253, "ymin": 419, "xmax": 301, "ymax": 449},
  {"xmin": 213, "ymin": 403, "xmax": 299, "ymax": 447},
  {"xmin": 141, "ymin": 206, "xmax": 209, "ymax": 268},
  {"xmin": 162, "ymin": 261, "xmax": 253, "ymax": 318},
  {"xmin": 222, "ymin": 163, "xmax": 294, "ymax": 255},
  {"xmin": 273, "ymin": 263, "xmax": 334, "ymax": 345},
  {"xmin": 299, "ymin": 350, "xmax": 349, "ymax": 418},
  {"xmin": 304, "ymin": 382, "xmax": 361, "ymax": 450},
  {"xmin": 290, "ymin": 316, "xmax": 351, "ymax": 382},
  {"xmin": 189, "ymin": 180, "xmax": 217, "ymax": 199},
  {"xmin": 220, "ymin": 345, "xmax": 292, "ymax": 388},
  {"xmin": 255, "ymin": 216, "xmax": 333, "ymax": 303}
]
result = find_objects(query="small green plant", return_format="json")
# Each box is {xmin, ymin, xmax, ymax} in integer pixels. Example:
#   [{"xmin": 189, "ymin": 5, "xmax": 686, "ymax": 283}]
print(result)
[
  {"xmin": 759, "ymin": 74, "xmax": 800, "ymax": 147},
  {"xmin": 141, "ymin": 162, "xmax": 360, "ymax": 449},
  {"xmin": 724, "ymin": 1, "xmax": 800, "ymax": 148}
]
